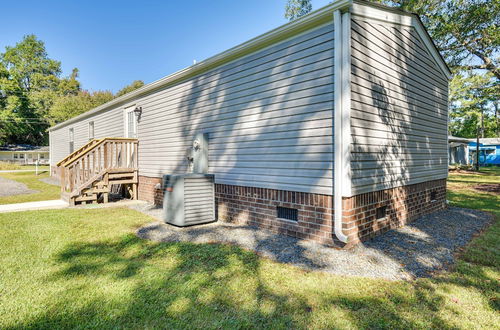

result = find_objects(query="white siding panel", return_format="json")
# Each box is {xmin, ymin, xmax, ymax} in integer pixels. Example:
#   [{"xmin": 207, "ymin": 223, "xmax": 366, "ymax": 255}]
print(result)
[
  {"xmin": 50, "ymin": 23, "xmax": 335, "ymax": 195},
  {"xmin": 49, "ymin": 104, "xmax": 124, "ymax": 164},
  {"xmin": 350, "ymin": 18, "xmax": 448, "ymax": 195}
]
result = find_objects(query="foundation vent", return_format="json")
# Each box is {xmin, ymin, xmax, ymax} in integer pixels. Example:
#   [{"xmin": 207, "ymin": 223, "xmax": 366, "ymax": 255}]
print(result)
[
  {"xmin": 376, "ymin": 205, "xmax": 387, "ymax": 220},
  {"xmin": 277, "ymin": 206, "xmax": 298, "ymax": 221}
]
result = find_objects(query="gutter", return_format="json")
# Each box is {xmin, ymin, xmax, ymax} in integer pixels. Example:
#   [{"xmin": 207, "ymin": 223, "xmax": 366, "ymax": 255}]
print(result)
[{"xmin": 49, "ymin": 0, "xmax": 351, "ymax": 132}]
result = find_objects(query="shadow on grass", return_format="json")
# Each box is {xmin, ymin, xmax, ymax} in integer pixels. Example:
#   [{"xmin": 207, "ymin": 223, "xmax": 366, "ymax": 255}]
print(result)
[
  {"xmin": 23, "ymin": 235, "xmax": 303, "ymax": 328},
  {"xmin": 8, "ymin": 231, "xmax": 497, "ymax": 329}
]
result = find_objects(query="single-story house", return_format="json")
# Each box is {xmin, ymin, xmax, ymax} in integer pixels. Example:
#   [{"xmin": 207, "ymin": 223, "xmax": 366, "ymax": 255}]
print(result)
[
  {"xmin": 0, "ymin": 145, "xmax": 50, "ymax": 165},
  {"xmin": 48, "ymin": 0, "xmax": 450, "ymax": 247},
  {"xmin": 469, "ymin": 138, "xmax": 500, "ymax": 166},
  {"xmin": 448, "ymin": 136, "xmax": 469, "ymax": 165}
]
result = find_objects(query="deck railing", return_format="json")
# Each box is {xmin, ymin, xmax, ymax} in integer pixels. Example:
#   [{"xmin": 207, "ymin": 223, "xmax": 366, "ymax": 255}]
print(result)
[
  {"xmin": 56, "ymin": 138, "xmax": 101, "ymax": 167},
  {"xmin": 59, "ymin": 138, "xmax": 138, "ymax": 195}
]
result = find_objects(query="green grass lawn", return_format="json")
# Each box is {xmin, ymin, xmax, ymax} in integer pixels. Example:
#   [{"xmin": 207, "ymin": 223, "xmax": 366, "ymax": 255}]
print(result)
[
  {"xmin": 0, "ymin": 171, "xmax": 60, "ymax": 204},
  {"xmin": 0, "ymin": 161, "xmax": 50, "ymax": 171},
  {"xmin": 0, "ymin": 170, "xmax": 498, "ymax": 328},
  {"xmin": 447, "ymin": 167, "xmax": 500, "ymax": 267}
]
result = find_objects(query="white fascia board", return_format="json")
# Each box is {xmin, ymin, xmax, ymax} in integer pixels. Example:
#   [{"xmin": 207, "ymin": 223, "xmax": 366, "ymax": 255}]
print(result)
[
  {"xmin": 49, "ymin": 0, "xmax": 351, "ymax": 132},
  {"xmin": 351, "ymin": 2, "xmax": 452, "ymax": 80}
]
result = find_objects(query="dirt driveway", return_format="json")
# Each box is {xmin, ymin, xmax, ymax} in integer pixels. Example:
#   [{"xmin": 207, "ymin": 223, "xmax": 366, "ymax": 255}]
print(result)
[{"xmin": 0, "ymin": 176, "xmax": 37, "ymax": 197}]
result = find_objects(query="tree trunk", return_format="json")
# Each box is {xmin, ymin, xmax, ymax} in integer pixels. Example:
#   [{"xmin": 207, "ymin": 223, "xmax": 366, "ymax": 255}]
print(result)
[
  {"xmin": 476, "ymin": 128, "xmax": 480, "ymax": 171},
  {"xmin": 481, "ymin": 107, "xmax": 485, "ymax": 138},
  {"xmin": 495, "ymin": 102, "xmax": 499, "ymax": 137}
]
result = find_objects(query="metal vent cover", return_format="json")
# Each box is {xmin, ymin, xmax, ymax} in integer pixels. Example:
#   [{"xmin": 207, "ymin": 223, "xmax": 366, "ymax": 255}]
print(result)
[{"xmin": 277, "ymin": 206, "xmax": 298, "ymax": 221}]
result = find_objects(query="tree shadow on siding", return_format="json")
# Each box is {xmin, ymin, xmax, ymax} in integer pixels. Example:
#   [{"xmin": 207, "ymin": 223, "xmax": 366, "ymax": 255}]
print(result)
[
  {"xmin": 348, "ymin": 17, "xmax": 449, "ymax": 244},
  {"xmin": 150, "ymin": 23, "xmax": 337, "ymax": 245}
]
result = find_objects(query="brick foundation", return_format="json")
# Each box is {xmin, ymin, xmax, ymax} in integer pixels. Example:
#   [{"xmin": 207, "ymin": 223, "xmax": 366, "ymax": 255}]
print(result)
[
  {"xmin": 137, "ymin": 176, "xmax": 164, "ymax": 205},
  {"xmin": 138, "ymin": 175, "xmax": 447, "ymax": 247},
  {"xmin": 342, "ymin": 179, "xmax": 447, "ymax": 246},
  {"xmin": 215, "ymin": 184, "xmax": 336, "ymax": 246}
]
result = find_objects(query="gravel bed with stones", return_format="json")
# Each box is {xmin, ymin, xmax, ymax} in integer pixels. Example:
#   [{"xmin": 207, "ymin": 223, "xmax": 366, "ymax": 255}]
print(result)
[
  {"xmin": 0, "ymin": 176, "xmax": 37, "ymax": 197},
  {"xmin": 131, "ymin": 204, "xmax": 492, "ymax": 281}
]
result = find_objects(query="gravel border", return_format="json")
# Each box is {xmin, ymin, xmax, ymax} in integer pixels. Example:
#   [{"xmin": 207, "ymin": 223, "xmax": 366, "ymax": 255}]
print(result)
[
  {"xmin": 0, "ymin": 176, "xmax": 37, "ymax": 197},
  {"xmin": 132, "ymin": 204, "xmax": 492, "ymax": 281}
]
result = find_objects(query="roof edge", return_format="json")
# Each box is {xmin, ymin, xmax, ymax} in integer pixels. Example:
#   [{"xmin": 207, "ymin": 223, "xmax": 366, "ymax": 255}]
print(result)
[
  {"xmin": 49, "ymin": 0, "xmax": 351, "ymax": 131},
  {"xmin": 49, "ymin": 0, "xmax": 451, "ymax": 132}
]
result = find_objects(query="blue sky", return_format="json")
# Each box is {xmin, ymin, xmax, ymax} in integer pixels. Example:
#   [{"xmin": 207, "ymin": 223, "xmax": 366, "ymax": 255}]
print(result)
[{"xmin": 0, "ymin": 0, "xmax": 330, "ymax": 93}]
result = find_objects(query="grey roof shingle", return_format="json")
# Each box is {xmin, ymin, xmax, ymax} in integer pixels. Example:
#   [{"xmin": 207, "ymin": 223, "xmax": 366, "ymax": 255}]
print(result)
[{"xmin": 0, "ymin": 144, "xmax": 49, "ymax": 152}]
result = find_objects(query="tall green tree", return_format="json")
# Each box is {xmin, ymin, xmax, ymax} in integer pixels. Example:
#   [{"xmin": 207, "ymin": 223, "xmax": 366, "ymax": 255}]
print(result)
[
  {"xmin": 49, "ymin": 90, "xmax": 114, "ymax": 124},
  {"xmin": 0, "ymin": 35, "xmax": 148, "ymax": 143},
  {"xmin": 284, "ymin": 0, "xmax": 312, "ymax": 20},
  {"xmin": 48, "ymin": 79, "xmax": 145, "ymax": 124},
  {"xmin": 0, "ymin": 35, "xmax": 79, "ymax": 145},
  {"xmin": 449, "ymin": 71, "xmax": 498, "ymax": 137},
  {"xmin": 116, "ymin": 80, "xmax": 144, "ymax": 97}
]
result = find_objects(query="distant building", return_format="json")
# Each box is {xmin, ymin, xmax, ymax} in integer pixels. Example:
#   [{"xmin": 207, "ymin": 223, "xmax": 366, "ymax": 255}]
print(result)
[
  {"xmin": 469, "ymin": 138, "xmax": 500, "ymax": 166},
  {"xmin": 448, "ymin": 136, "xmax": 469, "ymax": 165},
  {"xmin": 0, "ymin": 145, "xmax": 50, "ymax": 165}
]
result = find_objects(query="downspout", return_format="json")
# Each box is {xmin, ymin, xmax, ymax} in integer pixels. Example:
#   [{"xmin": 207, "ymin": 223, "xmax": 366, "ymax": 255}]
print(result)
[{"xmin": 333, "ymin": 9, "xmax": 352, "ymax": 243}]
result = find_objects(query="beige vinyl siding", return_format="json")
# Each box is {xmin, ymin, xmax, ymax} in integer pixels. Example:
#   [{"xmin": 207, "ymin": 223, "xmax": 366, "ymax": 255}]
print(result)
[
  {"xmin": 138, "ymin": 23, "xmax": 334, "ymax": 194},
  {"xmin": 49, "ymin": 23, "xmax": 335, "ymax": 195},
  {"xmin": 349, "ymin": 17, "xmax": 448, "ymax": 195},
  {"xmin": 49, "ymin": 105, "xmax": 124, "ymax": 164},
  {"xmin": 49, "ymin": 127, "xmax": 69, "ymax": 166},
  {"xmin": 0, "ymin": 152, "xmax": 14, "ymax": 161}
]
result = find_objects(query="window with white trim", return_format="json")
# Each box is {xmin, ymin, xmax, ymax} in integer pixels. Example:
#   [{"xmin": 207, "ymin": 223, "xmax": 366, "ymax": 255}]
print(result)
[
  {"xmin": 69, "ymin": 128, "xmax": 74, "ymax": 153},
  {"xmin": 88, "ymin": 121, "xmax": 94, "ymax": 140},
  {"xmin": 125, "ymin": 106, "xmax": 138, "ymax": 138}
]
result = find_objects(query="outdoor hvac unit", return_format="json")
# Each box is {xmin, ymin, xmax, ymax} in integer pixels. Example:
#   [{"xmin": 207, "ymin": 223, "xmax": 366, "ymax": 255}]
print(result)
[{"xmin": 162, "ymin": 173, "xmax": 215, "ymax": 227}]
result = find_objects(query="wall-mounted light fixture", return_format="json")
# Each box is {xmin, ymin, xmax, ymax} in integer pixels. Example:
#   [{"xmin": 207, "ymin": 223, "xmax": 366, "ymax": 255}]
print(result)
[
  {"xmin": 133, "ymin": 106, "xmax": 142, "ymax": 116},
  {"xmin": 133, "ymin": 106, "xmax": 143, "ymax": 121}
]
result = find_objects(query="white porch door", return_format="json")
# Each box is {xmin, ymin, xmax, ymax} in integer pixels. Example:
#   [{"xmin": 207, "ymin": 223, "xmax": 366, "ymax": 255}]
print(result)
[{"xmin": 125, "ymin": 106, "xmax": 138, "ymax": 138}]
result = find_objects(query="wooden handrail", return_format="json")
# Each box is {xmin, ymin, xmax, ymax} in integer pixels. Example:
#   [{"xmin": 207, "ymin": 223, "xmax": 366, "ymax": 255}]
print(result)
[
  {"xmin": 59, "ymin": 137, "xmax": 139, "ymax": 196},
  {"xmin": 56, "ymin": 138, "xmax": 102, "ymax": 166},
  {"xmin": 59, "ymin": 137, "xmax": 138, "ymax": 167}
]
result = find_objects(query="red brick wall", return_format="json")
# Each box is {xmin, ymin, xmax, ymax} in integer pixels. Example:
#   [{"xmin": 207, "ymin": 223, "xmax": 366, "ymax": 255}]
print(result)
[
  {"xmin": 215, "ymin": 184, "xmax": 336, "ymax": 246},
  {"xmin": 342, "ymin": 179, "xmax": 447, "ymax": 246},
  {"xmin": 138, "ymin": 176, "xmax": 163, "ymax": 205},
  {"xmin": 138, "ymin": 175, "xmax": 447, "ymax": 247}
]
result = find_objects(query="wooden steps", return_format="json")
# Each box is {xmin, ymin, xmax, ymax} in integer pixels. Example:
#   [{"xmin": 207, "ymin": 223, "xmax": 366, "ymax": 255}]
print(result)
[
  {"xmin": 67, "ymin": 169, "xmax": 138, "ymax": 206},
  {"xmin": 58, "ymin": 138, "xmax": 139, "ymax": 206}
]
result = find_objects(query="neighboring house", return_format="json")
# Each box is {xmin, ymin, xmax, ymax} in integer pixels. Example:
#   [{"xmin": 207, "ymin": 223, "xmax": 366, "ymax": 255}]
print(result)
[
  {"xmin": 448, "ymin": 136, "xmax": 469, "ymax": 165},
  {"xmin": 49, "ymin": 0, "xmax": 450, "ymax": 247},
  {"xmin": 0, "ymin": 145, "xmax": 50, "ymax": 165},
  {"xmin": 469, "ymin": 138, "xmax": 500, "ymax": 166}
]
